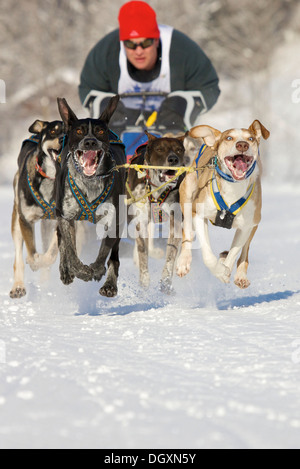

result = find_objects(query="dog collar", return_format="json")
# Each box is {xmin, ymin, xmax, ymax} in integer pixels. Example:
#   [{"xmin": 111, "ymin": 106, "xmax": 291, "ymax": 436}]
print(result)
[
  {"xmin": 214, "ymin": 156, "xmax": 257, "ymax": 183},
  {"xmin": 35, "ymin": 157, "xmax": 55, "ymax": 180}
]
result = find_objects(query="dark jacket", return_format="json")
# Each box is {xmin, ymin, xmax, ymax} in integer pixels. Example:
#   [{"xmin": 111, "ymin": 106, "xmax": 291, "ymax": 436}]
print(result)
[{"xmin": 79, "ymin": 28, "xmax": 220, "ymax": 131}]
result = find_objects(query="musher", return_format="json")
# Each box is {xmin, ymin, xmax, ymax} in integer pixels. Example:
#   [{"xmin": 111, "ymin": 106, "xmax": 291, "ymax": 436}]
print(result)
[{"xmin": 79, "ymin": 0, "xmax": 220, "ymax": 137}]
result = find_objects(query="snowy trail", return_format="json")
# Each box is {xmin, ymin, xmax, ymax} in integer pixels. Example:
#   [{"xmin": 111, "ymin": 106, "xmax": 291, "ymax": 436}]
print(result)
[{"xmin": 0, "ymin": 183, "xmax": 300, "ymax": 449}]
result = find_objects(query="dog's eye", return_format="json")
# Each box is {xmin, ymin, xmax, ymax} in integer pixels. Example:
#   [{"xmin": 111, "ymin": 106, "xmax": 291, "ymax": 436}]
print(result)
[
  {"xmin": 95, "ymin": 129, "xmax": 104, "ymax": 135},
  {"xmin": 248, "ymin": 137, "xmax": 254, "ymax": 141},
  {"xmin": 50, "ymin": 130, "xmax": 56, "ymax": 135},
  {"xmin": 226, "ymin": 136, "xmax": 233, "ymax": 141},
  {"xmin": 76, "ymin": 129, "xmax": 83, "ymax": 136}
]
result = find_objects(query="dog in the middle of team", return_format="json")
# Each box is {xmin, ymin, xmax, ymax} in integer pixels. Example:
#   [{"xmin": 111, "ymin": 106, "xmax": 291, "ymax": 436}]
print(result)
[
  {"xmin": 126, "ymin": 131, "xmax": 189, "ymax": 294},
  {"xmin": 55, "ymin": 95, "xmax": 126, "ymax": 297}
]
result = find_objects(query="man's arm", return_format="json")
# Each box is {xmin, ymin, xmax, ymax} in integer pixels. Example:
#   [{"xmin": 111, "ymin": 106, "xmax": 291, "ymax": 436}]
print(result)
[
  {"xmin": 170, "ymin": 29, "xmax": 220, "ymax": 112},
  {"xmin": 156, "ymin": 29, "xmax": 220, "ymax": 129},
  {"xmin": 78, "ymin": 30, "xmax": 121, "ymax": 107}
]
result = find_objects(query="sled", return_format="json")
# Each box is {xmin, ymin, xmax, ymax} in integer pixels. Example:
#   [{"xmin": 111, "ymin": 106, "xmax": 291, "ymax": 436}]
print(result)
[{"xmin": 84, "ymin": 90, "xmax": 205, "ymax": 160}]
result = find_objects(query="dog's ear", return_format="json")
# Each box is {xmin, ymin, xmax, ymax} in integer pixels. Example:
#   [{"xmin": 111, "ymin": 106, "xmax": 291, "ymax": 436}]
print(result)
[
  {"xmin": 28, "ymin": 120, "xmax": 48, "ymax": 134},
  {"xmin": 57, "ymin": 98, "xmax": 78, "ymax": 131},
  {"xmin": 249, "ymin": 120, "xmax": 270, "ymax": 140},
  {"xmin": 99, "ymin": 94, "xmax": 120, "ymax": 125},
  {"xmin": 175, "ymin": 131, "xmax": 189, "ymax": 142},
  {"xmin": 144, "ymin": 130, "xmax": 158, "ymax": 142},
  {"xmin": 189, "ymin": 125, "xmax": 221, "ymax": 147}
]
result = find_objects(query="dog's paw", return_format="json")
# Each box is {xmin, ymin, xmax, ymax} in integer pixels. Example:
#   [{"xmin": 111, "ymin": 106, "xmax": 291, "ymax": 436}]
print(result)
[
  {"xmin": 99, "ymin": 283, "xmax": 118, "ymax": 297},
  {"xmin": 214, "ymin": 261, "xmax": 231, "ymax": 284},
  {"xmin": 26, "ymin": 253, "xmax": 42, "ymax": 272},
  {"xmin": 90, "ymin": 263, "xmax": 106, "ymax": 282},
  {"xmin": 159, "ymin": 278, "xmax": 175, "ymax": 296},
  {"xmin": 60, "ymin": 265, "xmax": 75, "ymax": 285},
  {"xmin": 75, "ymin": 264, "xmax": 94, "ymax": 282},
  {"xmin": 10, "ymin": 285, "xmax": 26, "ymax": 299},
  {"xmin": 234, "ymin": 275, "xmax": 250, "ymax": 289},
  {"xmin": 176, "ymin": 253, "xmax": 192, "ymax": 277}
]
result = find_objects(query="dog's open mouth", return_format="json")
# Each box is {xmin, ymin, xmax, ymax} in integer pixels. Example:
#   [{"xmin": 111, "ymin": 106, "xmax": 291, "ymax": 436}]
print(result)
[
  {"xmin": 225, "ymin": 155, "xmax": 254, "ymax": 180},
  {"xmin": 49, "ymin": 148, "xmax": 61, "ymax": 161},
  {"xmin": 159, "ymin": 169, "xmax": 177, "ymax": 183},
  {"xmin": 75, "ymin": 149, "xmax": 103, "ymax": 177}
]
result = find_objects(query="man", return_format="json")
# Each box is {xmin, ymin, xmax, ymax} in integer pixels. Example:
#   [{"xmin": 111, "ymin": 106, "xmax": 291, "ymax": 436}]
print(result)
[{"xmin": 79, "ymin": 1, "xmax": 220, "ymax": 138}]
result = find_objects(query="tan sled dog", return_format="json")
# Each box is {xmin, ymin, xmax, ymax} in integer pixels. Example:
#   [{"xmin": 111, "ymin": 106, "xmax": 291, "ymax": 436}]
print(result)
[{"xmin": 176, "ymin": 120, "xmax": 270, "ymax": 288}]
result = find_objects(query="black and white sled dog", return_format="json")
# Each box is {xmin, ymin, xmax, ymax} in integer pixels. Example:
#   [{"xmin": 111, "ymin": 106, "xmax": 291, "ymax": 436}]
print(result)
[
  {"xmin": 55, "ymin": 95, "xmax": 126, "ymax": 297},
  {"xmin": 10, "ymin": 119, "xmax": 64, "ymax": 298}
]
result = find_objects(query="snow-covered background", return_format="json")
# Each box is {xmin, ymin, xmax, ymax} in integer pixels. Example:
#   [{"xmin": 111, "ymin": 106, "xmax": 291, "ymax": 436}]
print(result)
[{"xmin": 1, "ymin": 0, "xmax": 300, "ymax": 449}]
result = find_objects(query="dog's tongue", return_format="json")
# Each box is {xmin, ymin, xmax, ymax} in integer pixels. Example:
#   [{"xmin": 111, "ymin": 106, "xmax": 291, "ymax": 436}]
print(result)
[
  {"xmin": 83, "ymin": 150, "xmax": 97, "ymax": 166},
  {"xmin": 233, "ymin": 156, "xmax": 248, "ymax": 173}
]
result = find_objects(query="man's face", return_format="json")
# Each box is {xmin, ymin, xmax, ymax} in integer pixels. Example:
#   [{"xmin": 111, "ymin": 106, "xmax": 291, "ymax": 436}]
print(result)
[{"xmin": 124, "ymin": 38, "xmax": 159, "ymax": 71}]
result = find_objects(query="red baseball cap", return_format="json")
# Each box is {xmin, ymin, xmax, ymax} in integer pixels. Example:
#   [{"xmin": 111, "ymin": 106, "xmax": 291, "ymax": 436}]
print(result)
[{"xmin": 118, "ymin": 1, "xmax": 160, "ymax": 41}]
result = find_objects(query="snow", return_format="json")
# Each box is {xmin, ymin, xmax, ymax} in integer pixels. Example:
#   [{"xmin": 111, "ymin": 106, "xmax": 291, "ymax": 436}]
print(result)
[
  {"xmin": 1, "ymin": 28, "xmax": 300, "ymax": 450},
  {"xmin": 0, "ymin": 179, "xmax": 300, "ymax": 449}
]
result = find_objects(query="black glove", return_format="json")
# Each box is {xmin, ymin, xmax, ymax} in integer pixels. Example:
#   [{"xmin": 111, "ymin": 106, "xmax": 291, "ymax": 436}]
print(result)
[
  {"xmin": 155, "ymin": 96, "xmax": 187, "ymax": 132},
  {"xmin": 99, "ymin": 98, "xmax": 140, "ymax": 135}
]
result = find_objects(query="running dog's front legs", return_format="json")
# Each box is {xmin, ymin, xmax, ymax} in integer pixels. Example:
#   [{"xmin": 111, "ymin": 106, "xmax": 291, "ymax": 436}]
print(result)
[
  {"xmin": 176, "ymin": 201, "xmax": 194, "ymax": 278},
  {"xmin": 222, "ymin": 225, "xmax": 256, "ymax": 288},
  {"xmin": 136, "ymin": 227, "xmax": 150, "ymax": 289},
  {"xmin": 194, "ymin": 214, "xmax": 231, "ymax": 283},
  {"xmin": 177, "ymin": 208, "xmax": 231, "ymax": 283},
  {"xmin": 57, "ymin": 217, "xmax": 93, "ymax": 284},
  {"xmin": 90, "ymin": 236, "xmax": 121, "ymax": 297},
  {"xmin": 133, "ymin": 205, "xmax": 151, "ymax": 289},
  {"xmin": 160, "ymin": 211, "xmax": 182, "ymax": 294}
]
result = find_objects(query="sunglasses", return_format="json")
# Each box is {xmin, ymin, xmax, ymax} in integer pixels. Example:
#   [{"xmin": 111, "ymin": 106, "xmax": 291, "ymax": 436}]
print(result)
[{"xmin": 123, "ymin": 38, "xmax": 155, "ymax": 50}]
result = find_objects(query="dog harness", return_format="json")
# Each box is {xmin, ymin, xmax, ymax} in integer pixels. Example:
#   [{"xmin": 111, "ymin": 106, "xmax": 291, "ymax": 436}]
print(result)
[
  {"xmin": 210, "ymin": 172, "xmax": 255, "ymax": 229},
  {"xmin": 127, "ymin": 143, "xmax": 182, "ymax": 223},
  {"xmin": 24, "ymin": 135, "xmax": 40, "ymax": 144},
  {"xmin": 24, "ymin": 134, "xmax": 56, "ymax": 219},
  {"xmin": 26, "ymin": 170, "xmax": 56, "ymax": 220},
  {"xmin": 195, "ymin": 144, "xmax": 208, "ymax": 167},
  {"xmin": 66, "ymin": 130, "xmax": 123, "ymax": 223},
  {"xmin": 24, "ymin": 134, "xmax": 66, "ymax": 220},
  {"xmin": 194, "ymin": 143, "xmax": 256, "ymax": 228},
  {"xmin": 148, "ymin": 188, "xmax": 172, "ymax": 224},
  {"xmin": 68, "ymin": 170, "xmax": 115, "ymax": 224}
]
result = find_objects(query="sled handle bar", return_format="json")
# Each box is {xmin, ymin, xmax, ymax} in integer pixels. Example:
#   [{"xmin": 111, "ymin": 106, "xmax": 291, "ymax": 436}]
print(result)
[{"xmin": 119, "ymin": 91, "xmax": 169, "ymax": 98}]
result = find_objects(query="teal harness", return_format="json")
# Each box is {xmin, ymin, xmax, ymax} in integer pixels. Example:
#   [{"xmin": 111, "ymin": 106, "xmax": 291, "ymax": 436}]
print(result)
[
  {"xmin": 24, "ymin": 131, "xmax": 123, "ymax": 222},
  {"xmin": 67, "ymin": 130, "xmax": 124, "ymax": 223},
  {"xmin": 26, "ymin": 170, "xmax": 56, "ymax": 220},
  {"xmin": 25, "ymin": 134, "xmax": 65, "ymax": 220},
  {"xmin": 68, "ymin": 170, "xmax": 115, "ymax": 224}
]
